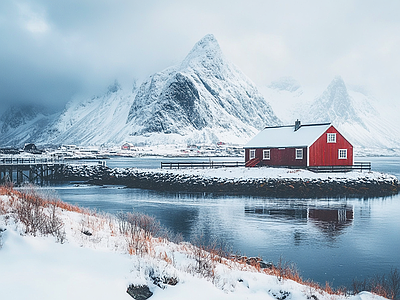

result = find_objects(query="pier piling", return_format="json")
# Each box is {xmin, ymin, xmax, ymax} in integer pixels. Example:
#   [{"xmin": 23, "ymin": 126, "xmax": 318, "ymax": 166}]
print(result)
[{"xmin": 0, "ymin": 157, "xmax": 65, "ymax": 185}]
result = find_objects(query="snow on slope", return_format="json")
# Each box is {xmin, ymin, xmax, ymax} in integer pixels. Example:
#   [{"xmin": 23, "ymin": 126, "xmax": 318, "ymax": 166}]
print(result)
[
  {"xmin": 125, "ymin": 34, "xmax": 281, "ymax": 145},
  {"xmin": 38, "ymin": 81, "xmax": 136, "ymax": 146},
  {"xmin": 262, "ymin": 76, "xmax": 400, "ymax": 155},
  {"xmin": 0, "ymin": 104, "xmax": 59, "ymax": 147}
]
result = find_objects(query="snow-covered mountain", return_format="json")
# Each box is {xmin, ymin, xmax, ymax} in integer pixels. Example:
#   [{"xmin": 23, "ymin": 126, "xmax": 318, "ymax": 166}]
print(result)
[
  {"xmin": 305, "ymin": 76, "xmax": 363, "ymax": 125},
  {"xmin": 38, "ymin": 81, "xmax": 136, "ymax": 146},
  {"xmin": 0, "ymin": 104, "xmax": 58, "ymax": 147},
  {"xmin": 262, "ymin": 76, "xmax": 400, "ymax": 154},
  {"xmin": 125, "ymin": 34, "xmax": 280, "ymax": 145},
  {"xmin": 2, "ymin": 35, "xmax": 398, "ymax": 154},
  {"xmin": 0, "ymin": 35, "xmax": 280, "ymax": 147}
]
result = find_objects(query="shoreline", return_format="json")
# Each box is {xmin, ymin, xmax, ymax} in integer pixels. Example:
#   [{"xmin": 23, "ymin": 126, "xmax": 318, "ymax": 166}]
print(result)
[
  {"xmin": 1, "ymin": 185, "xmax": 393, "ymax": 300},
  {"xmin": 56, "ymin": 165, "xmax": 400, "ymax": 198}
]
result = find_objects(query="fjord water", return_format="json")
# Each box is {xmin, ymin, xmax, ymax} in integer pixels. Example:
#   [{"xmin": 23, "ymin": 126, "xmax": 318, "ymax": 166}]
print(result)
[{"xmin": 48, "ymin": 156, "xmax": 400, "ymax": 288}]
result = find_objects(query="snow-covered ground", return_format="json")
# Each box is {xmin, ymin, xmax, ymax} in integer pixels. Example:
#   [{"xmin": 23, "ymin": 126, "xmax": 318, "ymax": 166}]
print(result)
[
  {"xmin": 0, "ymin": 143, "xmax": 245, "ymax": 159},
  {"xmin": 3, "ymin": 142, "xmax": 399, "ymax": 162},
  {"xmin": 0, "ymin": 187, "xmax": 390, "ymax": 300}
]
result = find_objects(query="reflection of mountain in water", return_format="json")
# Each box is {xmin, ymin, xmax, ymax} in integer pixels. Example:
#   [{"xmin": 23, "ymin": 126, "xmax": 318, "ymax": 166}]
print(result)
[{"xmin": 245, "ymin": 203, "xmax": 353, "ymax": 238}]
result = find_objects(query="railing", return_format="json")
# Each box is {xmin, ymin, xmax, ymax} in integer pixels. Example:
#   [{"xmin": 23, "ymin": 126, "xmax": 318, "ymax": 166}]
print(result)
[
  {"xmin": 307, "ymin": 162, "xmax": 371, "ymax": 173},
  {"xmin": 161, "ymin": 161, "xmax": 245, "ymax": 169},
  {"xmin": 353, "ymin": 161, "xmax": 372, "ymax": 170},
  {"xmin": 0, "ymin": 157, "xmax": 65, "ymax": 165}
]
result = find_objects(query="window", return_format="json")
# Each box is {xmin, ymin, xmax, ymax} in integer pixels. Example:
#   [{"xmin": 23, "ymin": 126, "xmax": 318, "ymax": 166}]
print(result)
[
  {"xmin": 338, "ymin": 149, "xmax": 347, "ymax": 159},
  {"xmin": 327, "ymin": 133, "xmax": 336, "ymax": 143},
  {"xmin": 263, "ymin": 149, "xmax": 270, "ymax": 160},
  {"xmin": 249, "ymin": 149, "xmax": 256, "ymax": 159},
  {"xmin": 295, "ymin": 148, "xmax": 303, "ymax": 160}
]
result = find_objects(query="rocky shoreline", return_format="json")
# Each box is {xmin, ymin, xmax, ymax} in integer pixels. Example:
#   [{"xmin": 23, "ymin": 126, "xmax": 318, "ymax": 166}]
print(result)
[{"xmin": 55, "ymin": 164, "xmax": 400, "ymax": 198}]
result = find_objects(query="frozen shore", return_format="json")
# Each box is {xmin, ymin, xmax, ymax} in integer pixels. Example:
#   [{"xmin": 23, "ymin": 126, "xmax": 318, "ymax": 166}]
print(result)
[
  {"xmin": 0, "ymin": 186, "xmax": 392, "ymax": 300},
  {"xmin": 57, "ymin": 165, "xmax": 400, "ymax": 198}
]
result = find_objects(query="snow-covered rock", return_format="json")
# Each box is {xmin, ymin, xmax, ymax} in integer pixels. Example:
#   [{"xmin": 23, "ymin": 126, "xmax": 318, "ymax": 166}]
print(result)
[
  {"xmin": 39, "ymin": 81, "xmax": 136, "ymax": 146},
  {"xmin": 125, "ymin": 34, "xmax": 281, "ymax": 145}
]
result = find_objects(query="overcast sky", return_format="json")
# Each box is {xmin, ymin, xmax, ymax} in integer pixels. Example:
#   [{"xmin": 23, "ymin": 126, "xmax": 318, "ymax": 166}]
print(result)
[{"xmin": 1, "ymin": 0, "xmax": 399, "ymax": 114}]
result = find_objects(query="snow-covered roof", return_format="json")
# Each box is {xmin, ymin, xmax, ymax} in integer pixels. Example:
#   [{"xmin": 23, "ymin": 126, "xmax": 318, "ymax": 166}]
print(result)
[{"xmin": 244, "ymin": 123, "xmax": 332, "ymax": 148}]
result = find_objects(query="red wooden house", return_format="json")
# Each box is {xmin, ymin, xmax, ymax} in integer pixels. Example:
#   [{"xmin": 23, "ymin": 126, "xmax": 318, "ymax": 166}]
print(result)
[{"xmin": 244, "ymin": 120, "xmax": 353, "ymax": 168}]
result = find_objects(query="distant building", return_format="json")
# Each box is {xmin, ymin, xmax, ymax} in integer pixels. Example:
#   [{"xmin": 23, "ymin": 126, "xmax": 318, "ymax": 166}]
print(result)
[
  {"xmin": 244, "ymin": 120, "xmax": 353, "ymax": 167},
  {"xmin": 24, "ymin": 143, "xmax": 37, "ymax": 151},
  {"xmin": 23, "ymin": 143, "xmax": 43, "ymax": 154},
  {"xmin": 0, "ymin": 147, "xmax": 20, "ymax": 154},
  {"xmin": 121, "ymin": 143, "xmax": 134, "ymax": 150},
  {"xmin": 63, "ymin": 145, "xmax": 77, "ymax": 150}
]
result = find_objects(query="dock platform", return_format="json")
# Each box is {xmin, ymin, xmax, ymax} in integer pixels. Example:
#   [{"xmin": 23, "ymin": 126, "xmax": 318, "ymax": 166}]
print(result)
[{"xmin": 0, "ymin": 157, "xmax": 65, "ymax": 184}]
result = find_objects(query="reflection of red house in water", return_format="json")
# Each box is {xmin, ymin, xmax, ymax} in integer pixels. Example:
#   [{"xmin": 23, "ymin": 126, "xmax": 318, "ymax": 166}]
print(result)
[
  {"xmin": 244, "ymin": 204, "xmax": 354, "ymax": 237},
  {"xmin": 308, "ymin": 206, "xmax": 353, "ymax": 235},
  {"xmin": 244, "ymin": 120, "xmax": 353, "ymax": 168}
]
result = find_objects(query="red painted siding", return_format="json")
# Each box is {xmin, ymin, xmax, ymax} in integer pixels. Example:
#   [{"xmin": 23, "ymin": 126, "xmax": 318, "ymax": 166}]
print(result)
[
  {"xmin": 308, "ymin": 126, "xmax": 353, "ymax": 166},
  {"xmin": 245, "ymin": 147, "xmax": 307, "ymax": 167}
]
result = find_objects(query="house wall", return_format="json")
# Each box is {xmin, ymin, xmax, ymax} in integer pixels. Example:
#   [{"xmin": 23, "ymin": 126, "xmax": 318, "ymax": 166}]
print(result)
[
  {"xmin": 308, "ymin": 208, "xmax": 353, "ymax": 223},
  {"xmin": 308, "ymin": 126, "xmax": 353, "ymax": 166},
  {"xmin": 245, "ymin": 147, "xmax": 307, "ymax": 167}
]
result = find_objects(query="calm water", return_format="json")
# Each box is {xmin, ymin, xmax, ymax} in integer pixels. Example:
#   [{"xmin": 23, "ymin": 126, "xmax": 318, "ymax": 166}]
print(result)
[{"xmin": 44, "ymin": 156, "xmax": 400, "ymax": 288}]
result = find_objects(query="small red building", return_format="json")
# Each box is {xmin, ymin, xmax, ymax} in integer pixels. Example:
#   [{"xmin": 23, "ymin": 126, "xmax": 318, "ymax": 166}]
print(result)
[
  {"xmin": 121, "ymin": 142, "xmax": 134, "ymax": 150},
  {"xmin": 244, "ymin": 120, "xmax": 353, "ymax": 168}
]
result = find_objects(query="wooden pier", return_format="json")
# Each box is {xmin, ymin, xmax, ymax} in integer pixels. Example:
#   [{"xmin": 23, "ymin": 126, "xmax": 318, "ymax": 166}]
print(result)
[{"xmin": 0, "ymin": 157, "xmax": 65, "ymax": 185}]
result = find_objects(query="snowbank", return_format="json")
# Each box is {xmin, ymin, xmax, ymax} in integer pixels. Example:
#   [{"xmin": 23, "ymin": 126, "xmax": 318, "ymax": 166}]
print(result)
[
  {"xmin": 0, "ymin": 188, "xmax": 390, "ymax": 300},
  {"xmin": 155, "ymin": 166, "xmax": 394, "ymax": 181}
]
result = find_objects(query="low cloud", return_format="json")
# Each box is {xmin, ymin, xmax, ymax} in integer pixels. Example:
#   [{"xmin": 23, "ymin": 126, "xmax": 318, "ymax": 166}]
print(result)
[{"xmin": 1, "ymin": 0, "xmax": 399, "ymax": 114}]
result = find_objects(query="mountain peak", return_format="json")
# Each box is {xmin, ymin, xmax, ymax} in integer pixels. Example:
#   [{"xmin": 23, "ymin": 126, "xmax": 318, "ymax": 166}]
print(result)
[
  {"xmin": 107, "ymin": 80, "xmax": 122, "ymax": 94},
  {"xmin": 307, "ymin": 76, "xmax": 363, "ymax": 125},
  {"xmin": 323, "ymin": 76, "xmax": 351, "ymax": 108},
  {"xmin": 180, "ymin": 34, "xmax": 224, "ymax": 70},
  {"xmin": 193, "ymin": 34, "xmax": 219, "ymax": 49},
  {"xmin": 328, "ymin": 75, "xmax": 346, "ymax": 90}
]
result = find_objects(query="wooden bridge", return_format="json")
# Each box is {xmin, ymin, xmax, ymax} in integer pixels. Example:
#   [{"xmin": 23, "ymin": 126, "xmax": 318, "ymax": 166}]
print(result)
[{"xmin": 0, "ymin": 157, "xmax": 65, "ymax": 185}]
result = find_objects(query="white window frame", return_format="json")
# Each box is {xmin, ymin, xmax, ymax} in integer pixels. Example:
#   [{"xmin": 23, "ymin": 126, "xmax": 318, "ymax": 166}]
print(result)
[
  {"xmin": 327, "ymin": 133, "xmax": 336, "ymax": 143},
  {"xmin": 249, "ymin": 149, "xmax": 256, "ymax": 159},
  {"xmin": 338, "ymin": 149, "xmax": 347, "ymax": 159},
  {"xmin": 295, "ymin": 148, "xmax": 303, "ymax": 160},
  {"xmin": 263, "ymin": 149, "xmax": 270, "ymax": 160}
]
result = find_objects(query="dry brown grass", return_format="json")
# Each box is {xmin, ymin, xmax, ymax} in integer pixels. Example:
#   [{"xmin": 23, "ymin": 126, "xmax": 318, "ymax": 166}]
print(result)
[
  {"xmin": 5, "ymin": 184, "xmax": 396, "ymax": 298},
  {"xmin": 0, "ymin": 184, "xmax": 91, "ymax": 242},
  {"xmin": 353, "ymin": 268, "xmax": 400, "ymax": 300},
  {"xmin": 0, "ymin": 184, "xmax": 85, "ymax": 214}
]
